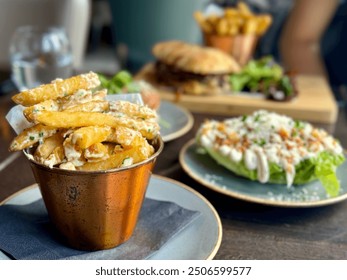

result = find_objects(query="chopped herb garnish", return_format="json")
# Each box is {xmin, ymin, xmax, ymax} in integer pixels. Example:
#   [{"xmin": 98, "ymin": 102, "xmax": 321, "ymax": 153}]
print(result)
[
  {"xmin": 259, "ymin": 139, "xmax": 266, "ymax": 146},
  {"xmin": 294, "ymin": 120, "xmax": 304, "ymax": 129},
  {"xmin": 29, "ymin": 136, "xmax": 35, "ymax": 141},
  {"xmin": 122, "ymin": 157, "xmax": 130, "ymax": 164},
  {"xmin": 39, "ymin": 132, "xmax": 44, "ymax": 137}
]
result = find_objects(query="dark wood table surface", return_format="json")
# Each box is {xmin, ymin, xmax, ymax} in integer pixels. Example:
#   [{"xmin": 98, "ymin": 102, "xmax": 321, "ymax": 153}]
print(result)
[{"xmin": 1, "ymin": 72, "xmax": 347, "ymax": 260}]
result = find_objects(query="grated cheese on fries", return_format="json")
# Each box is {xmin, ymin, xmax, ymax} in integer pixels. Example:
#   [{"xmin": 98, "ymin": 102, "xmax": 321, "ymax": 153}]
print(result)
[{"xmin": 9, "ymin": 72, "xmax": 160, "ymax": 171}]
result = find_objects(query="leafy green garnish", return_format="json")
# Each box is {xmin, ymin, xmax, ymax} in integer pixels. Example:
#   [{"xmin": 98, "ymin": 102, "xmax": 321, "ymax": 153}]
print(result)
[
  {"xmin": 229, "ymin": 56, "xmax": 295, "ymax": 99},
  {"xmin": 98, "ymin": 71, "xmax": 141, "ymax": 94},
  {"xmin": 314, "ymin": 152, "xmax": 345, "ymax": 197}
]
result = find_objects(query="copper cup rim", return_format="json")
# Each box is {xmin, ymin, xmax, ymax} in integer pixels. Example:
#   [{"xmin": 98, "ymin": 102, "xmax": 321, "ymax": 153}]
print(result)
[{"xmin": 23, "ymin": 135, "xmax": 164, "ymax": 175}]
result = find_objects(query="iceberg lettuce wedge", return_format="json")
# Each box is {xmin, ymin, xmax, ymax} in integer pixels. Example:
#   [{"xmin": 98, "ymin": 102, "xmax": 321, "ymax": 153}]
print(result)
[{"xmin": 203, "ymin": 146, "xmax": 345, "ymax": 197}]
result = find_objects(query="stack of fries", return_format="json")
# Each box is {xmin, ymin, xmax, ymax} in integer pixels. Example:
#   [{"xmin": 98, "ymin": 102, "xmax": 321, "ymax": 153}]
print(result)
[
  {"xmin": 194, "ymin": 1, "xmax": 272, "ymax": 37},
  {"xmin": 9, "ymin": 72, "xmax": 160, "ymax": 171}
]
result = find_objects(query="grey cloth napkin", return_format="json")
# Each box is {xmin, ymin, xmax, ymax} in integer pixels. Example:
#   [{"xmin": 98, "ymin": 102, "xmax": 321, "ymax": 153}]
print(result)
[{"xmin": 0, "ymin": 198, "xmax": 200, "ymax": 260}]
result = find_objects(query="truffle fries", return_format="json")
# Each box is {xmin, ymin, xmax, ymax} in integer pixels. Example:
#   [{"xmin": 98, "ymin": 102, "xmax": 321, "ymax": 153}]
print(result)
[{"xmin": 9, "ymin": 72, "xmax": 160, "ymax": 170}]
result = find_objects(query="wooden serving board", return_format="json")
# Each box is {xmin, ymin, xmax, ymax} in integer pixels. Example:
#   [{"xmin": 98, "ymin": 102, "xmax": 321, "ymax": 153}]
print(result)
[{"xmin": 136, "ymin": 63, "xmax": 338, "ymax": 124}]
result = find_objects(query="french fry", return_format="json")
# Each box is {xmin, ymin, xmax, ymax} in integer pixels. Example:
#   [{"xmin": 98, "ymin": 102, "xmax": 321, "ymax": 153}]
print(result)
[
  {"xmin": 193, "ymin": 11, "xmax": 213, "ymax": 34},
  {"xmin": 23, "ymin": 99, "xmax": 59, "ymax": 122},
  {"xmin": 77, "ymin": 146, "xmax": 143, "ymax": 171},
  {"xmin": 109, "ymin": 100, "xmax": 157, "ymax": 120},
  {"xmin": 33, "ymin": 111, "xmax": 111, "ymax": 128},
  {"xmin": 237, "ymin": 1, "xmax": 253, "ymax": 16},
  {"xmin": 227, "ymin": 24, "xmax": 240, "ymax": 36},
  {"xmin": 193, "ymin": 11, "xmax": 206, "ymax": 28},
  {"xmin": 216, "ymin": 18, "xmax": 229, "ymax": 36},
  {"xmin": 206, "ymin": 14, "xmax": 219, "ymax": 27},
  {"xmin": 12, "ymin": 71, "xmax": 101, "ymax": 106},
  {"xmin": 106, "ymin": 126, "xmax": 140, "ymax": 147},
  {"xmin": 64, "ymin": 100, "xmax": 109, "ymax": 113},
  {"xmin": 23, "ymin": 92, "xmax": 109, "ymax": 121},
  {"xmin": 201, "ymin": 21, "xmax": 214, "ymax": 34},
  {"xmin": 39, "ymin": 144, "xmax": 65, "ymax": 168},
  {"xmin": 103, "ymin": 142, "xmax": 120, "ymax": 155},
  {"xmin": 243, "ymin": 17, "xmax": 259, "ymax": 34},
  {"xmin": 34, "ymin": 133, "xmax": 64, "ymax": 161},
  {"xmin": 9, "ymin": 124, "xmax": 58, "ymax": 151},
  {"xmin": 71, "ymin": 126, "xmax": 112, "ymax": 149},
  {"xmin": 63, "ymin": 136, "xmax": 85, "ymax": 167},
  {"xmin": 256, "ymin": 15, "xmax": 273, "ymax": 35},
  {"xmin": 33, "ymin": 111, "xmax": 160, "ymax": 140},
  {"xmin": 58, "ymin": 89, "xmax": 107, "ymax": 110},
  {"xmin": 84, "ymin": 142, "xmax": 109, "ymax": 162},
  {"xmin": 224, "ymin": 8, "xmax": 239, "ymax": 18},
  {"xmin": 106, "ymin": 126, "xmax": 154, "ymax": 158}
]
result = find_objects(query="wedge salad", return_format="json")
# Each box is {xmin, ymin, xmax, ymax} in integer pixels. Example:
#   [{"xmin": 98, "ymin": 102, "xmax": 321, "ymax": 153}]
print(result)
[{"xmin": 196, "ymin": 110, "xmax": 345, "ymax": 197}]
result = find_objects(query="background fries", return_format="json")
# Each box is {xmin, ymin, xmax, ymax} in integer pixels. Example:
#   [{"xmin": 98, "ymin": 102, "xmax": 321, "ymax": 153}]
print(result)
[
  {"xmin": 194, "ymin": 1, "xmax": 272, "ymax": 37},
  {"xmin": 9, "ymin": 72, "xmax": 160, "ymax": 171}
]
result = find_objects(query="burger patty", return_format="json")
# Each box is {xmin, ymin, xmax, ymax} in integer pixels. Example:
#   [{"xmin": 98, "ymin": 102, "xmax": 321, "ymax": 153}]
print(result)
[{"xmin": 155, "ymin": 61, "xmax": 231, "ymax": 93}]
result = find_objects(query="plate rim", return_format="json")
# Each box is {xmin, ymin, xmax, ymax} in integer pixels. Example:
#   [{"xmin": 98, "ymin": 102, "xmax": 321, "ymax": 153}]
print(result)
[
  {"xmin": 179, "ymin": 139, "xmax": 347, "ymax": 208},
  {"xmin": 0, "ymin": 184, "xmax": 38, "ymax": 206},
  {"xmin": 150, "ymin": 175, "xmax": 222, "ymax": 260},
  {"xmin": 159, "ymin": 101, "xmax": 194, "ymax": 142},
  {"xmin": 0, "ymin": 174, "xmax": 222, "ymax": 260}
]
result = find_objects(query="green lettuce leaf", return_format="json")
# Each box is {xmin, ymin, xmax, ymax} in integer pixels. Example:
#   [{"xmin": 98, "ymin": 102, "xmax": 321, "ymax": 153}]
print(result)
[
  {"xmin": 98, "ymin": 70, "xmax": 140, "ymax": 94},
  {"xmin": 201, "ymin": 144, "xmax": 345, "ymax": 197},
  {"xmin": 314, "ymin": 152, "xmax": 345, "ymax": 197}
]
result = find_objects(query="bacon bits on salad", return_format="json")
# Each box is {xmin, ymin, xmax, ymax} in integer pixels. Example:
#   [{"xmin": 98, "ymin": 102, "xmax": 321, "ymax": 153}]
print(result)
[{"xmin": 196, "ymin": 110, "xmax": 345, "ymax": 197}]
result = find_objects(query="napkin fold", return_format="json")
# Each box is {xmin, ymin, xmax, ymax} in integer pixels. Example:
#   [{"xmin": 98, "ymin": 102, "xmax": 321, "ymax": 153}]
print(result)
[{"xmin": 0, "ymin": 198, "xmax": 200, "ymax": 260}]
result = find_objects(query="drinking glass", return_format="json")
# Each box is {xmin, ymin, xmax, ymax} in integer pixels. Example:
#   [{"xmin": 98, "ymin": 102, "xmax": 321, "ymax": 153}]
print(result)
[{"xmin": 9, "ymin": 25, "xmax": 73, "ymax": 91}]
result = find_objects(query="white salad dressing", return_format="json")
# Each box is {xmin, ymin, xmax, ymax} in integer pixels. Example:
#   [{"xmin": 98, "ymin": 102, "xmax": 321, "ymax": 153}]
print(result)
[{"xmin": 198, "ymin": 110, "xmax": 343, "ymax": 186}]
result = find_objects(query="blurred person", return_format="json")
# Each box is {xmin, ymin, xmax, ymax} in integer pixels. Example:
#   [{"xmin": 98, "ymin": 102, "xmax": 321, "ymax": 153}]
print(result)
[
  {"xmin": 216, "ymin": 0, "xmax": 347, "ymax": 101},
  {"xmin": 279, "ymin": 0, "xmax": 339, "ymax": 78}
]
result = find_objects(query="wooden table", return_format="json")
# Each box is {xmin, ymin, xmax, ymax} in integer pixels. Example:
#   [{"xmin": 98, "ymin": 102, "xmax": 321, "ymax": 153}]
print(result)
[{"xmin": 1, "ymin": 74, "xmax": 347, "ymax": 259}]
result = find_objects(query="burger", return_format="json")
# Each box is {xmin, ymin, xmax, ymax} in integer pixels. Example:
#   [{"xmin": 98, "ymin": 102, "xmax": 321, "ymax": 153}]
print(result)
[{"xmin": 152, "ymin": 40, "xmax": 241, "ymax": 95}]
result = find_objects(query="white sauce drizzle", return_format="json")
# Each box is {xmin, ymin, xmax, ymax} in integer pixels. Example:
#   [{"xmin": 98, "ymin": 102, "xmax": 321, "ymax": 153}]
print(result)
[{"xmin": 198, "ymin": 110, "xmax": 343, "ymax": 186}]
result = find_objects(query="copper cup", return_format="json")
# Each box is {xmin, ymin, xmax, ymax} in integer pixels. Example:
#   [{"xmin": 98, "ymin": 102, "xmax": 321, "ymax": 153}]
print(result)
[
  {"xmin": 203, "ymin": 33, "xmax": 259, "ymax": 66},
  {"xmin": 24, "ymin": 136, "xmax": 163, "ymax": 251}
]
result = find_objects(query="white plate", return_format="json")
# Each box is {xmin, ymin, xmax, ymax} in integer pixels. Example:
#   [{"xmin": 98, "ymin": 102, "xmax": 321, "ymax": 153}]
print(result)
[
  {"xmin": 180, "ymin": 139, "xmax": 347, "ymax": 208},
  {"xmin": 0, "ymin": 175, "xmax": 222, "ymax": 260},
  {"xmin": 158, "ymin": 101, "xmax": 194, "ymax": 142}
]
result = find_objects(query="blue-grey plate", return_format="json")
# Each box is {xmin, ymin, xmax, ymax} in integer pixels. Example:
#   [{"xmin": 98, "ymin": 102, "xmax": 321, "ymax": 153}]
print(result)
[
  {"xmin": 179, "ymin": 139, "xmax": 347, "ymax": 207},
  {"xmin": 0, "ymin": 175, "xmax": 222, "ymax": 260},
  {"xmin": 158, "ymin": 101, "xmax": 194, "ymax": 142}
]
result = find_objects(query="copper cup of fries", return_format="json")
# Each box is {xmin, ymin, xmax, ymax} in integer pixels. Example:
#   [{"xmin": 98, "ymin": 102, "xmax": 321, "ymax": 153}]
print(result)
[
  {"xmin": 25, "ymin": 136, "xmax": 163, "ymax": 251},
  {"xmin": 203, "ymin": 33, "xmax": 258, "ymax": 66},
  {"xmin": 194, "ymin": 2, "xmax": 272, "ymax": 66},
  {"xmin": 8, "ymin": 71, "xmax": 164, "ymax": 251}
]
